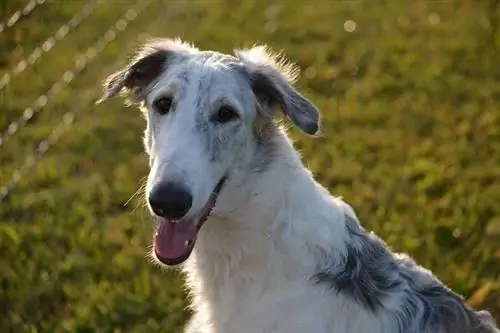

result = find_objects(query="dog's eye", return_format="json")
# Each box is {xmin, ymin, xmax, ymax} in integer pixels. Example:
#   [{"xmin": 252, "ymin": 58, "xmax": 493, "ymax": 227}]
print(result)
[
  {"xmin": 214, "ymin": 106, "xmax": 239, "ymax": 123},
  {"xmin": 153, "ymin": 97, "xmax": 173, "ymax": 115}
]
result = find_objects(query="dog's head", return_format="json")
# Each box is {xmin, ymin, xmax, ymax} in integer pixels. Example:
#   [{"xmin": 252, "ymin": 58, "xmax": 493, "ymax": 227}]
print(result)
[{"xmin": 99, "ymin": 38, "xmax": 320, "ymax": 266}]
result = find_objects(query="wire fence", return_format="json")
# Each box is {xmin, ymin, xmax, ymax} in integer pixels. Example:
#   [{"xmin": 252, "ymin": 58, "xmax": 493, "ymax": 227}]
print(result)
[
  {"xmin": 0, "ymin": 0, "xmax": 150, "ymax": 149},
  {"xmin": 0, "ymin": 0, "xmax": 185, "ymax": 202},
  {"xmin": 0, "ymin": 0, "xmax": 46, "ymax": 33},
  {"xmin": 0, "ymin": 0, "xmax": 102, "ymax": 91}
]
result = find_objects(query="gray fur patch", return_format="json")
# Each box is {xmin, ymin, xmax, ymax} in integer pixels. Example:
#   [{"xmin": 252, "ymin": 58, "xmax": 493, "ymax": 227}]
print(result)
[
  {"xmin": 249, "ymin": 113, "xmax": 280, "ymax": 173},
  {"xmin": 313, "ymin": 214, "xmax": 500, "ymax": 332},
  {"xmin": 393, "ymin": 255, "xmax": 499, "ymax": 333},
  {"xmin": 170, "ymin": 67, "xmax": 190, "ymax": 97},
  {"xmin": 193, "ymin": 71, "xmax": 221, "ymax": 162},
  {"xmin": 192, "ymin": 69, "xmax": 242, "ymax": 163},
  {"xmin": 314, "ymin": 214, "xmax": 404, "ymax": 312}
]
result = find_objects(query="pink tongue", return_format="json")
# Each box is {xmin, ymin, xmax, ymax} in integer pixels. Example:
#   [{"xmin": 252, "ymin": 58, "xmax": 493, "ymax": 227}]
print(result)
[{"xmin": 154, "ymin": 218, "xmax": 197, "ymax": 260}]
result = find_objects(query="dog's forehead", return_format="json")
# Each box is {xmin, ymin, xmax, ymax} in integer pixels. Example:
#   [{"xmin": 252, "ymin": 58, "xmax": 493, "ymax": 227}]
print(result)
[
  {"xmin": 171, "ymin": 51, "xmax": 246, "ymax": 96},
  {"xmin": 190, "ymin": 53, "xmax": 243, "ymax": 85}
]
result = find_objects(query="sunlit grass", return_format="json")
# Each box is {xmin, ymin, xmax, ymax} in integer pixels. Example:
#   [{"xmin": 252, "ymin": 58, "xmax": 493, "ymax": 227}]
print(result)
[{"xmin": 1, "ymin": 0, "xmax": 499, "ymax": 331}]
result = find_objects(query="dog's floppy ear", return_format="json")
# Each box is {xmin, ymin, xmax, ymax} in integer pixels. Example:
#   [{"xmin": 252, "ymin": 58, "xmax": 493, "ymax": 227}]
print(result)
[
  {"xmin": 234, "ymin": 45, "xmax": 320, "ymax": 135},
  {"xmin": 97, "ymin": 38, "xmax": 198, "ymax": 104},
  {"xmin": 97, "ymin": 47, "xmax": 168, "ymax": 105}
]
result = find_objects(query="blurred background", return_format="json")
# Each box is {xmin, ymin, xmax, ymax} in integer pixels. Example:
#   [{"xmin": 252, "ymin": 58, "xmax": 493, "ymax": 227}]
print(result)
[{"xmin": 1, "ymin": 0, "xmax": 499, "ymax": 331}]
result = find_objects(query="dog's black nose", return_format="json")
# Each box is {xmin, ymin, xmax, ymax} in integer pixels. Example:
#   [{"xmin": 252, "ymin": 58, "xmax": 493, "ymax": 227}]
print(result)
[{"xmin": 148, "ymin": 182, "xmax": 193, "ymax": 220}]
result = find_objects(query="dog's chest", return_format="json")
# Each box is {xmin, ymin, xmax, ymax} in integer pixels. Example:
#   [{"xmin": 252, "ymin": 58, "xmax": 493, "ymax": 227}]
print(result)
[{"xmin": 186, "ymin": 275, "xmax": 385, "ymax": 333}]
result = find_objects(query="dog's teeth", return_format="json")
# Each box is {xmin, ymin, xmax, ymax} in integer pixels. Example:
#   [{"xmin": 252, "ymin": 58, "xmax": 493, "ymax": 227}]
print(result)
[{"xmin": 185, "ymin": 240, "xmax": 190, "ymax": 248}]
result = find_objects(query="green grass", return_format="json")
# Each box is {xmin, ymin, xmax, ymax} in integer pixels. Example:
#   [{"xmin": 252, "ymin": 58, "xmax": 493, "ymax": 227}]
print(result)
[{"xmin": 1, "ymin": 0, "xmax": 499, "ymax": 332}]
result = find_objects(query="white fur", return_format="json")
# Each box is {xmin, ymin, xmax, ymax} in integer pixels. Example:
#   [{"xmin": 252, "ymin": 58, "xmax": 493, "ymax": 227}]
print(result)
[{"xmin": 181, "ymin": 132, "xmax": 379, "ymax": 333}]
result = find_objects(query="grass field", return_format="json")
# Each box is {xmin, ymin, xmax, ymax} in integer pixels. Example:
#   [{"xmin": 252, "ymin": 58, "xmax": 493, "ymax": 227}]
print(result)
[{"xmin": 1, "ymin": 0, "xmax": 500, "ymax": 331}]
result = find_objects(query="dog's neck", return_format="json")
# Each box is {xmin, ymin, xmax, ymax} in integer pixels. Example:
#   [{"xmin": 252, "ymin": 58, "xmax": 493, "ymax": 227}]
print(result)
[{"xmin": 182, "ymin": 129, "xmax": 349, "ymax": 323}]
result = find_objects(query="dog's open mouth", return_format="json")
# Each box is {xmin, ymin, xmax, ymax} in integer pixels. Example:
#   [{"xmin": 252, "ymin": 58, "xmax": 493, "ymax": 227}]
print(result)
[{"xmin": 153, "ymin": 177, "xmax": 226, "ymax": 266}]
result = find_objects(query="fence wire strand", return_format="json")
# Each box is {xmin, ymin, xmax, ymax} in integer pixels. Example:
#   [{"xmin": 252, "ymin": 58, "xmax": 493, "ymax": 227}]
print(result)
[
  {"xmin": 0, "ymin": 0, "xmax": 102, "ymax": 91},
  {"xmin": 0, "ymin": 0, "xmax": 151, "ymax": 149},
  {"xmin": 0, "ymin": 0, "xmax": 46, "ymax": 33}
]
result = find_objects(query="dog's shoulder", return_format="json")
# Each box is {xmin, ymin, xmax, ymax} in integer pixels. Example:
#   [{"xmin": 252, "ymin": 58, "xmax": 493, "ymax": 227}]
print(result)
[{"xmin": 313, "ymin": 200, "xmax": 499, "ymax": 333}]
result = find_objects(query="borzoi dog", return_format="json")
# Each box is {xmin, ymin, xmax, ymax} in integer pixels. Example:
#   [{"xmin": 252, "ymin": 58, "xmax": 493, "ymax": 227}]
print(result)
[{"xmin": 99, "ymin": 38, "xmax": 499, "ymax": 333}]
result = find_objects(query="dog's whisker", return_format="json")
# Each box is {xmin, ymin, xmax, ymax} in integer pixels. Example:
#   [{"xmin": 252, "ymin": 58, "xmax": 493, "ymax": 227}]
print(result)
[
  {"xmin": 130, "ymin": 189, "xmax": 148, "ymax": 216},
  {"xmin": 130, "ymin": 199, "xmax": 147, "ymax": 216},
  {"xmin": 124, "ymin": 177, "xmax": 147, "ymax": 207}
]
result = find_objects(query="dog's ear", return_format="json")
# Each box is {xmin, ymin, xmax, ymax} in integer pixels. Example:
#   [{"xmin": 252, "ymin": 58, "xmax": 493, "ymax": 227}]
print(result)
[
  {"xmin": 98, "ymin": 50, "xmax": 167, "ymax": 104},
  {"xmin": 97, "ymin": 38, "xmax": 198, "ymax": 104},
  {"xmin": 234, "ymin": 45, "xmax": 320, "ymax": 135}
]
